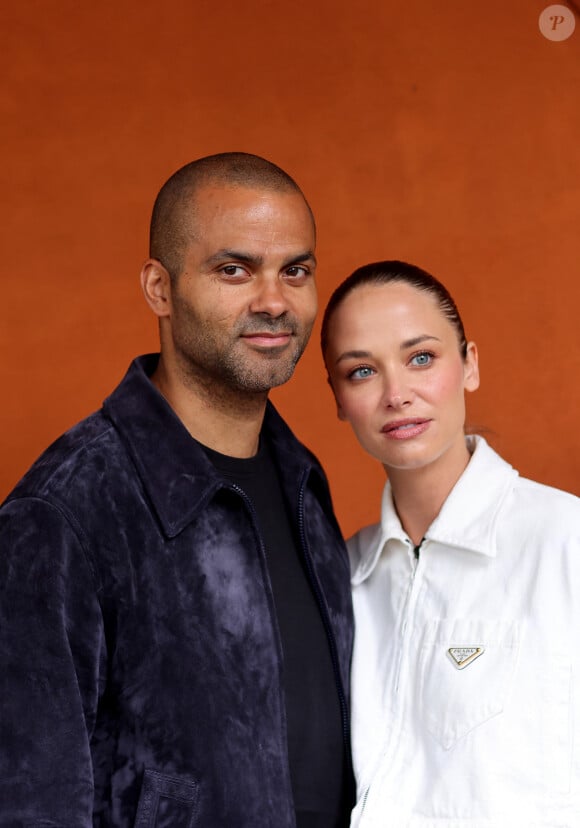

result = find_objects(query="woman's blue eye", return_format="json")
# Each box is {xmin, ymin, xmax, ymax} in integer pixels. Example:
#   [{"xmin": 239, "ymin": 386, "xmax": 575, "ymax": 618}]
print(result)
[
  {"xmin": 411, "ymin": 352, "xmax": 432, "ymax": 366},
  {"xmin": 349, "ymin": 366, "xmax": 375, "ymax": 380}
]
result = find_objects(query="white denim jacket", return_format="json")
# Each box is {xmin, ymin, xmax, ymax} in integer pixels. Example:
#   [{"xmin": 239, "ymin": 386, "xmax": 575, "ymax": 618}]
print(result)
[{"xmin": 349, "ymin": 436, "xmax": 580, "ymax": 828}]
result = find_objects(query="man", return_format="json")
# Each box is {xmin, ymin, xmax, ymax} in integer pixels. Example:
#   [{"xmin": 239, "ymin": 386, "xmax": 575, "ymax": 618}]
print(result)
[{"xmin": 0, "ymin": 153, "xmax": 354, "ymax": 827}]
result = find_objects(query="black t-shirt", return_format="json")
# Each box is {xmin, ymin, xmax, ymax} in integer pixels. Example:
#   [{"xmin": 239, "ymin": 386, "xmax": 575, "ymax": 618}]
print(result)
[{"xmin": 203, "ymin": 439, "xmax": 349, "ymax": 828}]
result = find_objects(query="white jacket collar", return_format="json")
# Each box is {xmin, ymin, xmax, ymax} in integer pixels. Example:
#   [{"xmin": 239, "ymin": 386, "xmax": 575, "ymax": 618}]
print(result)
[{"xmin": 351, "ymin": 436, "xmax": 519, "ymax": 585}]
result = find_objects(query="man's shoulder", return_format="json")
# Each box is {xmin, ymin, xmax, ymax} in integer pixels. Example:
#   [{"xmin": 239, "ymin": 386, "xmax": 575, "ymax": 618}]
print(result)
[
  {"xmin": 4, "ymin": 356, "xmax": 160, "ymax": 511},
  {"xmin": 4, "ymin": 409, "xmax": 121, "ymax": 508}
]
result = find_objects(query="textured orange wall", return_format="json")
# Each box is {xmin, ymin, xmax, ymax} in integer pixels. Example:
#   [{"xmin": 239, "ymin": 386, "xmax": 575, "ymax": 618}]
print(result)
[{"xmin": 1, "ymin": 0, "xmax": 579, "ymax": 537}]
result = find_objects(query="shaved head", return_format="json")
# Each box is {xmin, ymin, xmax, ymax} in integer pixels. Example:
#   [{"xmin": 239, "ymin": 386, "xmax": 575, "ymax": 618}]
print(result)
[{"xmin": 149, "ymin": 152, "xmax": 315, "ymax": 281}]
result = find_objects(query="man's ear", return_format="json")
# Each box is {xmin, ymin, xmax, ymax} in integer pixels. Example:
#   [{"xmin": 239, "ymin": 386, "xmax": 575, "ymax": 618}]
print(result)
[
  {"xmin": 464, "ymin": 341, "xmax": 480, "ymax": 393},
  {"xmin": 140, "ymin": 259, "xmax": 172, "ymax": 318}
]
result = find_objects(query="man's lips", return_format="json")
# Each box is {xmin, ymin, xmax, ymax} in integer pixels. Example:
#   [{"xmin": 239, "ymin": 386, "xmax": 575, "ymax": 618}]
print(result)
[
  {"xmin": 381, "ymin": 418, "xmax": 431, "ymax": 440},
  {"xmin": 241, "ymin": 332, "xmax": 293, "ymax": 348}
]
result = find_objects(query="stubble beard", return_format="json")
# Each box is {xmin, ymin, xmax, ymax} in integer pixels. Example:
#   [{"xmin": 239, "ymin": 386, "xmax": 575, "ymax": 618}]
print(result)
[{"xmin": 174, "ymin": 313, "xmax": 313, "ymax": 408}]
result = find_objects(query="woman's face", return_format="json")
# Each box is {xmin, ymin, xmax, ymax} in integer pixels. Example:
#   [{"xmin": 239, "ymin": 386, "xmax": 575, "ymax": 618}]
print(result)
[{"xmin": 325, "ymin": 281, "xmax": 479, "ymax": 476}]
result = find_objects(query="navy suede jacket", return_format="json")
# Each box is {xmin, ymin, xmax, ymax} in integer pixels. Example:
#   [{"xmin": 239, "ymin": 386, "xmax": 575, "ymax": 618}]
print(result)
[{"xmin": 0, "ymin": 355, "xmax": 353, "ymax": 827}]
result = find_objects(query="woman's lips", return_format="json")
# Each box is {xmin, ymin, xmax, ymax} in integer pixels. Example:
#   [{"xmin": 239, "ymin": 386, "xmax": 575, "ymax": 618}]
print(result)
[{"xmin": 381, "ymin": 418, "xmax": 431, "ymax": 440}]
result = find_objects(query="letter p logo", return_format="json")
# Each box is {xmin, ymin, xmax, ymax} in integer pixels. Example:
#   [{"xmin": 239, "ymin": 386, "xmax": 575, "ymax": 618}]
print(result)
[{"xmin": 539, "ymin": 5, "xmax": 576, "ymax": 40}]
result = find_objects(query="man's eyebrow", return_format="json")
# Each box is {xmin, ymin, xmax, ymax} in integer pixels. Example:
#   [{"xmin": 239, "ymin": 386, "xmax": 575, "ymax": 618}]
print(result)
[
  {"xmin": 203, "ymin": 249, "xmax": 317, "ymax": 269},
  {"xmin": 284, "ymin": 251, "xmax": 317, "ymax": 268},
  {"xmin": 204, "ymin": 250, "xmax": 263, "ymax": 267}
]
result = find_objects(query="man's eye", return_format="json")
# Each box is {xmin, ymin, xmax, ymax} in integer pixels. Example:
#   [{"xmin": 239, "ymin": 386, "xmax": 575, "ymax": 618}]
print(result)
[
  {"xmin": 221, "ymin": 265, "xmax": 246, "ymax": 279},
  {"xmin": 410, "ymin": 352, "xmax": 433, "ymax": 367},
  {"xmin": 285, "ymin": 266, "xmax": 309, "ymax": 279},
  {"xmin": 348, "ymin": 366, "xmax": 375, "ymax": 380}
]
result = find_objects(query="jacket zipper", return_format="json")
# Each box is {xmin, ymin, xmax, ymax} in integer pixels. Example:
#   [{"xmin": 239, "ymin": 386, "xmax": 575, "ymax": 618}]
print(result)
[
  {"xmin": 392, "ymin": 538, "xmax": 426, "ymax": 693},
  {"xmin": 297, "ymin": 471, "xmax": 353, "ymax": 783},
  {"xmin": 228, "ymin": 484, "xmax": 295, "ymax": 814},
  {"xmin": 361, "ymin": 538, "xmax": 425, "ymax": 822},
  {"xmin": 229, "ymin": 476, "xmax": 353, "ymax": 814}
]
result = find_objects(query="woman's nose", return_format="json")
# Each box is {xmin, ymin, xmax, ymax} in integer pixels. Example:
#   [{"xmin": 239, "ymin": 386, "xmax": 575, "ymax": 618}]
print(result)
[{"xmin": 381, "ymin": 373, "xmax": 412, "ymax": 409}]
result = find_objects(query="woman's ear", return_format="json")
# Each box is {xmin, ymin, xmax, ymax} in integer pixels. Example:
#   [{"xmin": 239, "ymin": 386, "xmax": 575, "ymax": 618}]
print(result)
[{"xmin": 464, "ymin": 342, "xmax": 480, "ymax": 393}]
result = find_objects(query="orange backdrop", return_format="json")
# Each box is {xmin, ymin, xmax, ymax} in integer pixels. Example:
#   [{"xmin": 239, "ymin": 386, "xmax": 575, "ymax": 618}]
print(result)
[{"xmin": 1, "ymin": 0, "xmax": 579, "ymax": 537}]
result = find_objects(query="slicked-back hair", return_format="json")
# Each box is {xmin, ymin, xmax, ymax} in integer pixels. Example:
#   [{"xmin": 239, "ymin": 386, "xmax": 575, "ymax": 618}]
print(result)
[
  {"xmin": 321, "ymin": 260, "xmax": 468, "ymax": 360},
  {"xmin": 149, "ymin": 152, "xmax": 314, "ymax": 281}
]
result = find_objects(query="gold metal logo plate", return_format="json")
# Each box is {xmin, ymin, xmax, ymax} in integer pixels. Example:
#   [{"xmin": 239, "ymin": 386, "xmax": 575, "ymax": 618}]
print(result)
[{"xmin": 447, "ymin": 647, "xmax": 484, "ymax": 670}]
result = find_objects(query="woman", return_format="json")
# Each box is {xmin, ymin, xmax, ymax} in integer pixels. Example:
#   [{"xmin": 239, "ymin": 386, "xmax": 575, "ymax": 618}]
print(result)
[{"xmin": 321, "ymin": 261, "xmax": 580, "ymax": 827}]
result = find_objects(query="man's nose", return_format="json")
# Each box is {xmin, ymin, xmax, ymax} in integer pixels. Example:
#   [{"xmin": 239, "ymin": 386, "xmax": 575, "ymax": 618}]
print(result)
[{"xmin": 249, "ymin": 275, "xmax": 289, "ymax": 317}]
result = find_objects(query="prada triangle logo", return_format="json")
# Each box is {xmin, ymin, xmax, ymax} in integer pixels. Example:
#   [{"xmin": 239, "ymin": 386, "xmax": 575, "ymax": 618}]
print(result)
[{"xmin": 447, "ymin": 646, "xmax": 484, "ymax": 670}]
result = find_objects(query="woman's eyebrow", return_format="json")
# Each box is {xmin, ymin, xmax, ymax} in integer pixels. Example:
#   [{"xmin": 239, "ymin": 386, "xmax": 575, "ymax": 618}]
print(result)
[
  {"xmin": 400, "ymin": 334, "xmax": 441, "ymax": 349},
  {"xmin": 334, "ymin": 350, "xmax": 371, "ymax": 365},
  {"xmin": 334, "ymin": 336, "xmax": 442, "ymax": 366}
]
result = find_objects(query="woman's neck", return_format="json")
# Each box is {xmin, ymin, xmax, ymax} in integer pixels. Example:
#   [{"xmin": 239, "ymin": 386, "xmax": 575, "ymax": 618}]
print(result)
[{"xmin": 386, "ymin": 439, "xmax": 472, "ymax": 546}]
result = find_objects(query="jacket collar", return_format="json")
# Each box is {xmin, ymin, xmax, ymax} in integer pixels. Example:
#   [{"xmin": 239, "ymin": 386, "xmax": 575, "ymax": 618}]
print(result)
[
  {"xmin": 352, "ymin": 436, "xmax": 519, "ymax": 584},
  {"xmin": 102, "ymin": 355, "xmax": 323, "ymax": 538}
]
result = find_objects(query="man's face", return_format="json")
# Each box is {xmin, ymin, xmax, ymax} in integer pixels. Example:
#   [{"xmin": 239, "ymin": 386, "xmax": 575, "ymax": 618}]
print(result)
[{"xmin": 166, "ymin": 184, "xmax": 317, "ymax": 399}]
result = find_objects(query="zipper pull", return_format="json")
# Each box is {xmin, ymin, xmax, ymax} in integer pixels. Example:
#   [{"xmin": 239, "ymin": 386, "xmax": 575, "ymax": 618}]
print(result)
[{"xmin": 413, "ymin": 537, "xmax": 426, "ymax": 561}]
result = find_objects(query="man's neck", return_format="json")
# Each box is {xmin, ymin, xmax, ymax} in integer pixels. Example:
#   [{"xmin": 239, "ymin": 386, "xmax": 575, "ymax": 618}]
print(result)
[{"xmin": 151, "ymin": 356, "xmax": 268, "ymax": 458}]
